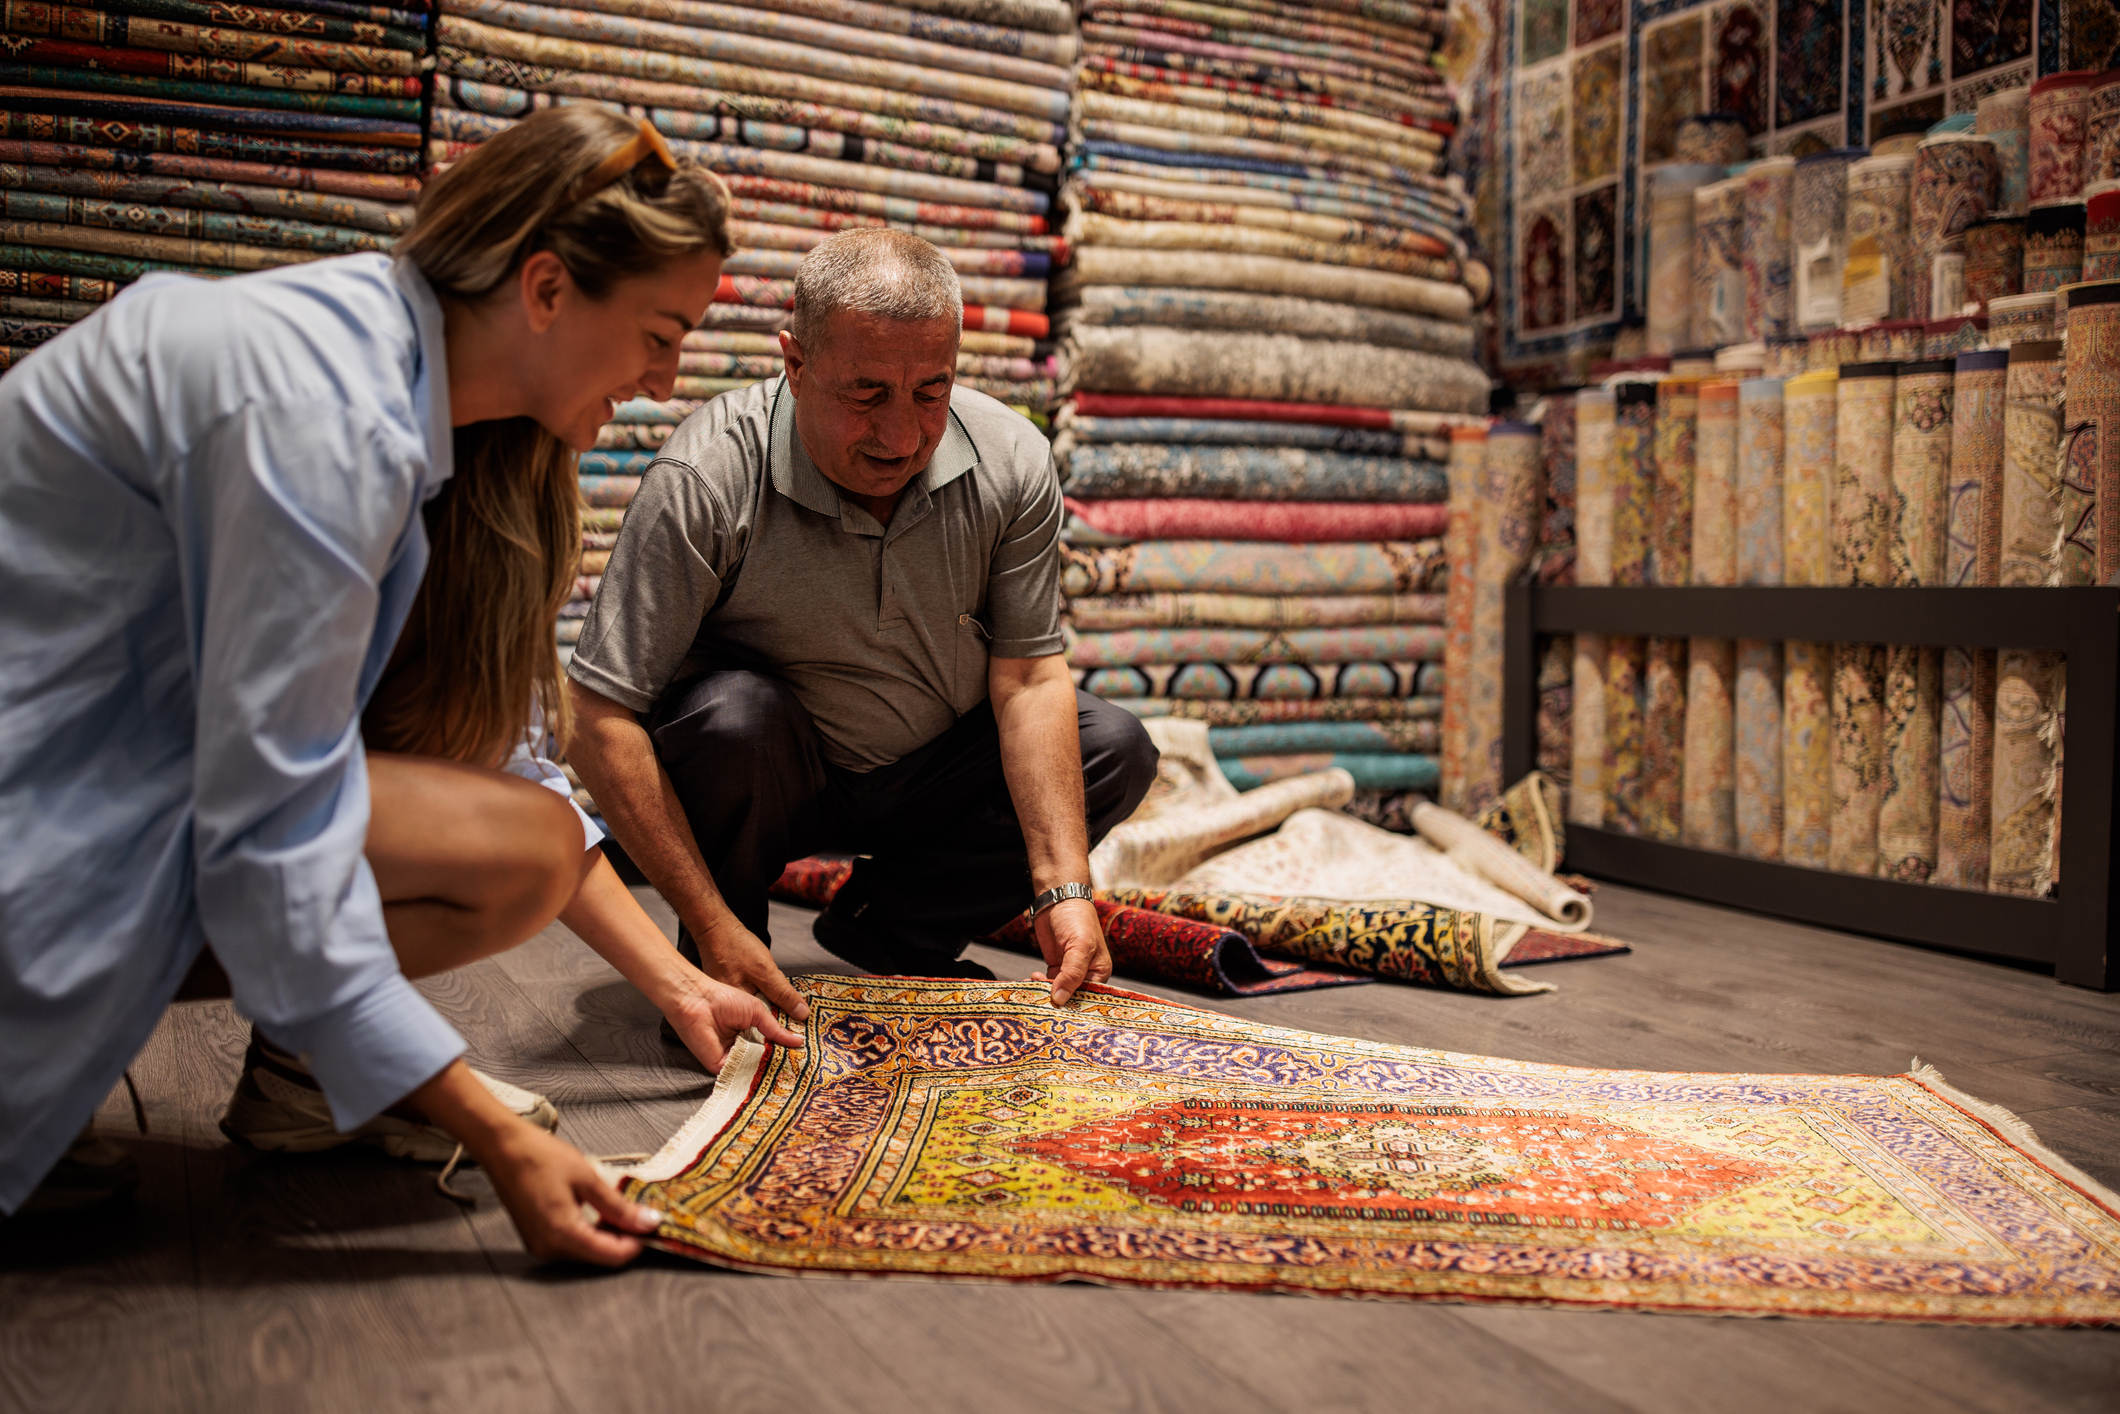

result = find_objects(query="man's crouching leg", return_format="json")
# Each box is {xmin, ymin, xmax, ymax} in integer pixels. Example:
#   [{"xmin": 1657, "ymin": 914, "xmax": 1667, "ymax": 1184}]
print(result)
[
  {"xmin": 815, "ymin": 691, "xmax": 1157, "ymax": 972},
  {"xmin": 1078, "ymin": 691, "xmax": 1161, "ymax": 841},
  {"xmin": 648, "ymin": 669, "xmax": 827, "ymax": 967}
]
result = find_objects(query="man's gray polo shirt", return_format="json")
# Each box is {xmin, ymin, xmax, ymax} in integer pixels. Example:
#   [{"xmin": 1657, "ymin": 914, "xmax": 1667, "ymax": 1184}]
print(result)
[{"xmin": 567, "ymin": 376, "xmax": 1065, "ymax": 772}]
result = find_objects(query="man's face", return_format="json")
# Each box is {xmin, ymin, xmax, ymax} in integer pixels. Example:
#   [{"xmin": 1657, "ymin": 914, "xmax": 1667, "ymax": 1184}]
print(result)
[{"xmin": 781, "ymin": 308, "xmax": 960, "ymax": 500}]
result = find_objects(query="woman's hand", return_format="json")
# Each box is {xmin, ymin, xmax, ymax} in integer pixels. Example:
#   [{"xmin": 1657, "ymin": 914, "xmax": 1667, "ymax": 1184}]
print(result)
[
  {"xmin": 411, "ymin": 1058, "xmax": 659, "ymax": 1267},
  {"xmin": 664, "ymin": 971, "xmax": 808, "ymax": 1071},
  {"xmin": 481, "ymin": 1119, "xmax": 663, "ymax": 1266}
]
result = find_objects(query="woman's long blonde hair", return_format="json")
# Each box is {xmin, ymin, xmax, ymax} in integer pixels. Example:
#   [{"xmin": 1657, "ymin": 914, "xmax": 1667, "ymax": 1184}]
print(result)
[{"xmin": 364, "ymin": 107, "xmax": 733, "ymax": 768}]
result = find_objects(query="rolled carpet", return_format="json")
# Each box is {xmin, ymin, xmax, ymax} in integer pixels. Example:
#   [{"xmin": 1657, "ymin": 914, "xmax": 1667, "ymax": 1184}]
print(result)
[
  {"xmin": 1073, "ymin": 107, "xmax": 1442, "ymax": 180},
  {"xmin": 725, "ymin": 245, "xmax": 1053, "ymax": 279},
  {"xmin": 1059, "ymin": 443, "xmax": 1445, "ymax": 501},
  {"xmin": 1076, "ymin": 659, "xmax": 1438, "ymax": 699},
  {"xmin": 1056, "ymin": 283, "xmax": 1474, "ymax": 356},
  {"xmin": 1073, "ymin": 148, "xmax": 1461, "ymax": 224},
  {"xmin": 0, "ymin": 159, "xmax": 415, "ymax": 232},
  {"xmin": 0, "ymin": 216, "xmax": 308, "ymax": 269},
  {"xmin": 0, "ymin": 191, "xmax": 394, "ymax": 253},
  {"xmin": 1059, "ymin": 245, "xmax": 1473, "ymax": 320},
  {"xmin": 437, "ymin": 0, "xmax": 1072, "ymax": 121},
  {"xmin": 1058, "ymin": 415, "xmax": 1411, "ymax": 454},
  {"xmin": 718, "ymin": 274, "xmax": 1050, "ymax": 329},
  {"xmin": 1067, "ymin": 390, "xmax": 1479, "ymax": 432},
  {"xmin": 0, "ymin": 239, "xmax": 239, "ymax": 281},
  {"xmin": 1065, "ymin": 590, "xmax": 1443, "ymax": 629},
  {"xmin": 1070, "ymin": 175, "xmax": 1450, "ymax": 245},
  {"xmin": 984, "ymin": 898, "xmax": 1370, "ymax": 994},
  {"xmin": 1829, "ymin": 641, "xmax": 1887, "ymax": 875},
  {"xmin": 1106, "ymin": 696, "xmax": 1441, "ymax": 724},
  {"xmin": 1065, "ymin": 497, "xmax": 1447, "ymax": 541},
  {"xmin": 1064, "ymin": 210, "xmax": 1458, "ymax": 282},
  {"xmin": 1219, "ymin": 752, "xmax": 1439, "ymax": 792},
  {"xmin": 1062, "ymin": 324, "xmax": 1487, "ymax": 411},
  {"xmin": 0, "ymin": 86, "xmax": 426, "ymax": 148},
  {"xmin": 769, "ymin": 863, "xmax": 1366, "ymax": 996},
  {"xmin": 1208, "ymin": 720, "xmax": 1439, "ymax": 754},
  {"xmin": 430, "ymin": 51, "xmax": 1063, "ymax": 168},
  {"xmin": 1062, "ymin": 537, "xmax": 1445, "ymax": 595},
  {"xmin": 1064, "ymin": 623, "xmax": 1445, "ymax": 666}
]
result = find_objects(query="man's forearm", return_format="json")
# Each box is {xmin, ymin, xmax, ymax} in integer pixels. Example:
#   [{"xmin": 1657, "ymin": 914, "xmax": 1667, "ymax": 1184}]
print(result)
[
  {"xmin": 563, "ymin": 681, "xmax": 743, "ymax": 941},
  {"xmin": 990, "ymin": 659, "xmax": 1094, "ymax": 891}
]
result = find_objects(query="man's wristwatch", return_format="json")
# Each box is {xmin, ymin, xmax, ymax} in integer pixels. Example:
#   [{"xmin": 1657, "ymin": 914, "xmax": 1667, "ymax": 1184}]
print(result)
[{"xmin": 1032, "ymin": 882, "xmax": 1095, "ymax": 915}]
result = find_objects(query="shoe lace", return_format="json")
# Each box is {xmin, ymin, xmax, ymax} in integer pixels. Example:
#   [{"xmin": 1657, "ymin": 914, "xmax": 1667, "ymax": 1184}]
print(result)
[
  {"xmin": 121, "ymin": 1070, "xmax": 148, "ymax": 1135},
  {"xmin": 433, "ymin": 1145, "xmax": 654, "ymax": 1205}
]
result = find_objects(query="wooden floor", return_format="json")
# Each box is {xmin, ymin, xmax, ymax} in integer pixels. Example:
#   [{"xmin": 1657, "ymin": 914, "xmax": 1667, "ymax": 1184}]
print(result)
[{"xmin": 5, "ymin": 882, "xmax": 2119, "ymax": 1413}]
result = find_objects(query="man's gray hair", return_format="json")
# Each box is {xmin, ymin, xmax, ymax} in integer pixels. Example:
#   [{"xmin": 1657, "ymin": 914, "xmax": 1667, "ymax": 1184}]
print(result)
[{"xmin": 789, "ymin": 229, "xmax": 963, "ymax": 349}]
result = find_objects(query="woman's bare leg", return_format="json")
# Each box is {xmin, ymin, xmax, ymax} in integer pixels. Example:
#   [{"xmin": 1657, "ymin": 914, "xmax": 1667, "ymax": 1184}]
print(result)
[{"xmin": 366, "ymin": 752, "xmax": 592, "ymax": 978}]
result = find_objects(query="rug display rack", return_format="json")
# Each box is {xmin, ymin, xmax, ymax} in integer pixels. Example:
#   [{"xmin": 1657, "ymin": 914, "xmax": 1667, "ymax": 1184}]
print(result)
[{"xmin": 1503, "ymin": 582, "xmax": 2120, "ymax": 990}]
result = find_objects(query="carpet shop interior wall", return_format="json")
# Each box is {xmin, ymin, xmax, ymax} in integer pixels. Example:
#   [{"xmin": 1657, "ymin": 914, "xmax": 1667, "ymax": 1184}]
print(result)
[{"xmin": 1483, "ymin": 0, "xmax": 2113, "ymax": 386}]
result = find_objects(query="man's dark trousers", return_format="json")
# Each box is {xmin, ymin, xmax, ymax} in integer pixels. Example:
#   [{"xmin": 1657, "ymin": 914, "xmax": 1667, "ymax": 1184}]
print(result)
[{"xmin": 646, "ymin": 671, "xmax": 1159, "ymax": 965}]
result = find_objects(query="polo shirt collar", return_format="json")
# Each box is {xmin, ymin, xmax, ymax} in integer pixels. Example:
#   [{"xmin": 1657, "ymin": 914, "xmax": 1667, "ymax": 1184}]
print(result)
[{"xmin": 769, "ymin": 375, "xmax": 981, "ymax": 522}]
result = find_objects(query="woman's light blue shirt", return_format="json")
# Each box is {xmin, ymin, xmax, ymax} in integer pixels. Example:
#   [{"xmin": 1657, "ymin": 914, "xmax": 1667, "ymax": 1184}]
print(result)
[{"xmin": 0, "ymin": 252, "xmax": 469, "ymax": 1210}]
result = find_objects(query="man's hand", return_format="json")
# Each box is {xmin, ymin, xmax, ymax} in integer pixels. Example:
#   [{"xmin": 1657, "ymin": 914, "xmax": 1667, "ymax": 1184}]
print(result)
[
  {"xmin": 1029, "ymin": 896, "xmax": 1111, "ymax": 1005},
  {"xmin": 664, "ymin": 971, "xmax": 808, "ymax": 1070},
  {"xmin": 691, "ymin": 916, "xmax": 811, "ymax": 1023}
]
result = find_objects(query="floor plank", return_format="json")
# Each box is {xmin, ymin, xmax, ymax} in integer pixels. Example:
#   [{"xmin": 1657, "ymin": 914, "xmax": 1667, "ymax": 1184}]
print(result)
[{"xmin": 4, "ymin": 880, "xmax": 2117, "ymax": 1413}]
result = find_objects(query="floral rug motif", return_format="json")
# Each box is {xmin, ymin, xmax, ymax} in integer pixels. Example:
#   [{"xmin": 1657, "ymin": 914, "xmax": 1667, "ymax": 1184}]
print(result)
[{"xmin": 621, "ymin": 977, "xmax": 2120, "ymax": 1323}]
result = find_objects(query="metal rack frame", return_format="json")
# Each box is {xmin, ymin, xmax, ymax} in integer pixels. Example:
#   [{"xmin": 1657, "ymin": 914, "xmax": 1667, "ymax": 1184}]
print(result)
[{"xmin": 1503, "ymin": 585, "xmax": 2119, "ymax": 989}]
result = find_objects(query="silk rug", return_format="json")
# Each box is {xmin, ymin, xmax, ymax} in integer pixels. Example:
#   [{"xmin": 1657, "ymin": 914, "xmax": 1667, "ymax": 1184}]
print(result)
[{"xmin": 617, "ymin": 976, "xmax": 2120, "ymax": 1322}]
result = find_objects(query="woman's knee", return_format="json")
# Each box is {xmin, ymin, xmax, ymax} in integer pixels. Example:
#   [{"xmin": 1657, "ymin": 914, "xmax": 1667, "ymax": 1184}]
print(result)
[{"xmin": 369, "ymin": 754, "xmax": 587, "ymax": 945}]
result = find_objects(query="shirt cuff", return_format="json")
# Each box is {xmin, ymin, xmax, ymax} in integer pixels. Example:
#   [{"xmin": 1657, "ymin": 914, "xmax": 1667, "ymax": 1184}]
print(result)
[{"xmin": 269, "ymin": 971, "xmax": 466, "ymax": 1132}]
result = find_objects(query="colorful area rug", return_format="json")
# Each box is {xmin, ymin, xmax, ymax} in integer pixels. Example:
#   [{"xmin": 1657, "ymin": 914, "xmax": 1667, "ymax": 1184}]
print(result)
[{"xmin": 618, "ymin": 976, "xmax": 2120, "ymax": 1322}]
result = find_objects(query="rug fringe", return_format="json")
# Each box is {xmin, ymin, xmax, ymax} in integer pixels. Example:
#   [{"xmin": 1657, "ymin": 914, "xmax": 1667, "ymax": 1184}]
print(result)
[
  {"xmin": 1907, "ymin": 1059, "xmax": 2120, "ymax": 1214},
  {"xmin": 600, "ymin": 1036, "xmax": 769, "ymax": 1186},
  {"xmin": 1482, "ymin": 919, "xmax": 1556, "ymax": 994}
]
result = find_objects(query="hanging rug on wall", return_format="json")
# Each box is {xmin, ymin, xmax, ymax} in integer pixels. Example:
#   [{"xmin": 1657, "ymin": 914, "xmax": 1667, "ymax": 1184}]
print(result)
[{"xmin": 616, "ymin": 976, "xmax": 2120, "ymax": 1323}]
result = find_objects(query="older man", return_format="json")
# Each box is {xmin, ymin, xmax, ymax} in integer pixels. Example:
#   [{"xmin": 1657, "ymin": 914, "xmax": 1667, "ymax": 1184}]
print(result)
[{"xmin": 567, "ymin": 230, "xmax": 1157, "ymax": 1020}]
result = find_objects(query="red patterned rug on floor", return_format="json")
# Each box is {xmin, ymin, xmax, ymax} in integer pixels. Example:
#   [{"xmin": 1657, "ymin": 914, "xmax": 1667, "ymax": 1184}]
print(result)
[{"xmin": 617, "ymin": 976, "xmax": 2120, "ymax": 1323}]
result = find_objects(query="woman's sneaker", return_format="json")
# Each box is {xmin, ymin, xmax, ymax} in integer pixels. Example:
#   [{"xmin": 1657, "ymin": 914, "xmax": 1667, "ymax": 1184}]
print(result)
[
  {"xmin": 219, "ymin": 1029, "xmax": 558, "ymax": 1163},
  {"xmin": 11, "ymin": 1128, "xmax": 139, "ymax": 1217}
]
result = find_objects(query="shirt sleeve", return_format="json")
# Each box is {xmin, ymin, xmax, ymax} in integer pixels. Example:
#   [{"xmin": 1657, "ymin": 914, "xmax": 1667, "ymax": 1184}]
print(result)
[
  {"xmin": 985, "ymin": 441, "xmax": 1065, "ymax": 659},
  {"xmin": 501, "ymin": 711, "xmax": 605, "ymax": 851},
  {"xmin": 567, "ymin": 460, "xmax": 729, "ymax": 714},
  {"xmin": 184, "ymin": 400, "xmax": 464, "ymax": 1132}
]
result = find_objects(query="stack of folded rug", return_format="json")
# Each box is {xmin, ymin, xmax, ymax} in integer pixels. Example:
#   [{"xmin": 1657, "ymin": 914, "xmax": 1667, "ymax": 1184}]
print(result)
[
  {"xmin": 427, "ymin": 0, "xmax": 1074, "ymax": 417},
  {"xmin": 0, "ymin": 0, "xmax": 429, "ymax": 367},
  {"xmin": 1049, "ymin": 0, "xmax": 1487, "ymax": 832},
  {"xmin": 431, "ymin": 0, "xmax": 1084, "ymax": 652}
]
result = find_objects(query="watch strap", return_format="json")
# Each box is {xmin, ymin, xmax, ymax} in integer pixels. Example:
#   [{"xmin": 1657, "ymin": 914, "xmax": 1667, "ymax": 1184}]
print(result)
[{"xmin": 1032, "ymin": 882, "xmax": 1095, "ymax": 914}]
